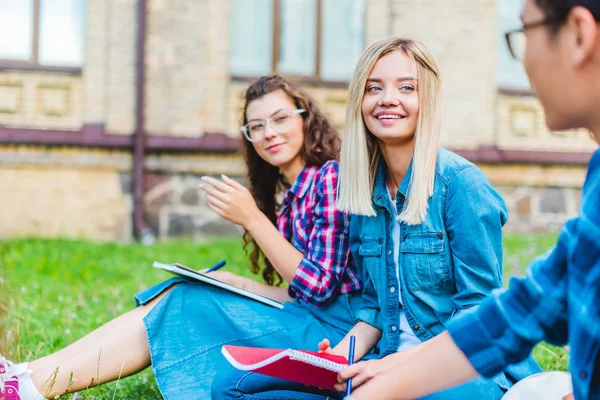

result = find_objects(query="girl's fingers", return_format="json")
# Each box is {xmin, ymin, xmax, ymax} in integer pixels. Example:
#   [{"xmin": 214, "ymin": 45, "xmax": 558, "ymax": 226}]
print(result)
[
  {"xmin": 221, "ymin": 175, "xmax": 248, "ymax": 192},
  {"xmin": 201, "ymin": 176, "xmax": 233, "ymax": 193},
  {"xmin": 338, "ymin": 363, "xmax": 376, "ymax": 389},
  {"xmin": 338, "ymin": 363, "xmax": 368, "ymax": 382},
  {"xmin": 334, "ymin": 382, "xmax": 347, "ymax": 392},
  {"xmin": 201, "ymin": 184, "xmax": 230, "ymax": 203},
  {"xmin": 221, "ymin": 174, "xmax": 244, "ymax": 190},
  {"xmin": 207, "ymin": 195, "xmax": 226, "ymax": 210},
  {"xmin": 207, "ymin": 203, "xmax": 225, "ymax": 217},
  {"xmin": 347, "ymin": 371, "xmax": 372, "ymax": 388}
]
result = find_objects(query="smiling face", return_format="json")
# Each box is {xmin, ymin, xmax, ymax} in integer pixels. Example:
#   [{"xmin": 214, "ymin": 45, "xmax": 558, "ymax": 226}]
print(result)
[
  {"xmin": 361, "ymin": 49, "xmax": 420, "ymax": 146},
  {"xmin": 245, "ymin": 89, "xmax": 305, "ymax": 172}
]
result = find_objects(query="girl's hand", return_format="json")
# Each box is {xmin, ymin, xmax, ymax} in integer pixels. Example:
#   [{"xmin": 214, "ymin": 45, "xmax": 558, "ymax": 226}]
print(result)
[
  {"xmin": 334, "ymin": 359, "xmax": 387, "ymax": 392},
  {"xmin": 202, "ymin": 270, "xmax": 249, "ymax": 290},
  {"xmin": 318, "ymin": 338, "xmax": 335, "ymax": 355},
  {"xmin": 199, "ymin": 175, "xmax": 261, "ymax": 228}
]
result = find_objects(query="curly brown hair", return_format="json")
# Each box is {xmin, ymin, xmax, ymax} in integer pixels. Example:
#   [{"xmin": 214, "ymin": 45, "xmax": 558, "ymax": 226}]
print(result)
[{"xmin": 240, "ymin": 75, "xmax": 340, "ymax": 286}]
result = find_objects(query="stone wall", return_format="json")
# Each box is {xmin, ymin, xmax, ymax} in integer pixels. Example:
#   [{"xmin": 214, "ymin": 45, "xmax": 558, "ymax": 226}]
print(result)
[
  {"xmin": 144, "ymin": 173, "xmax": 243, "ymax": 240},
  {"xmin": 0, "ymin": 146, "xmax": 130, "ymax": 241},
  {"xmin": 481, "ymin": 163, "xmax": 586, "ymax": 232},
  {"xmin": 0, "ymin": 145, "xmax": 245, "ymax": 242}
]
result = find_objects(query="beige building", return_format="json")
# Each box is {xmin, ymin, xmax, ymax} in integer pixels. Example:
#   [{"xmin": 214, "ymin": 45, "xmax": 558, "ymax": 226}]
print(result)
[{"xmin": 0, "ymin": 0, "xmax": 597, "ymax": 241}]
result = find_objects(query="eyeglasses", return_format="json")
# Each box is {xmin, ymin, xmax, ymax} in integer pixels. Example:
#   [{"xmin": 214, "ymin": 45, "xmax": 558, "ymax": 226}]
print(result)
[
  {"xmin": 505, "ymin": 16, "xmax": 560, "ymax": 60},
  {"xmin": 241, "ymin": 109, "xmax": 305, "ymax": 142}
]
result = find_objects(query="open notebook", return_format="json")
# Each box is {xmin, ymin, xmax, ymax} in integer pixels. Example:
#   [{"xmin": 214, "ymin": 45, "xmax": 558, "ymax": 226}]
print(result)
[
  {"xmin": 221, "ymin": 345, "xmax": 348, "ymax": 391},
  {"xmin": 152, "ymin": 261, "xmax": 284, "ymax": 309}
]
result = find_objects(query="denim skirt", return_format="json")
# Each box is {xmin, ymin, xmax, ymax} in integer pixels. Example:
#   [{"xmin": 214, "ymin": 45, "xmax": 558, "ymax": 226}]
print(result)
[{"xmin": 134, "ymin": 277, "xmax": 362, "ymax": 400}]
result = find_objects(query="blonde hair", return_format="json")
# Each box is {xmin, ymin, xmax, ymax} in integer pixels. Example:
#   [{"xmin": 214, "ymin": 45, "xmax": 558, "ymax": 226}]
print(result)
[{"xmin": 336, "ymin": 37, "xmax": 443, "ymax": 225}]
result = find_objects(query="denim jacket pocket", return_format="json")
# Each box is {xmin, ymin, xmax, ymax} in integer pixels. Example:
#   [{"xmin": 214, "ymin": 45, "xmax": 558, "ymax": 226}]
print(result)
[
  {"xmin": 359, "ymin": 238, "xmax": 383, "ymax": 276},
  {"xmin": 400, "ymin": 232, "xmax": 450, "ymax": 291}
]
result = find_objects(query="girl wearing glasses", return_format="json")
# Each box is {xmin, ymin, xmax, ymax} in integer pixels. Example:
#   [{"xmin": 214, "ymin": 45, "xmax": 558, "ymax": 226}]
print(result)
[
  {"xmin": 212, "ymin": 37, "xmax": 541, "ymax": 400},
  {"xmin": 0, "ymin": 75, "xmax": 362, "ymax": 400}
]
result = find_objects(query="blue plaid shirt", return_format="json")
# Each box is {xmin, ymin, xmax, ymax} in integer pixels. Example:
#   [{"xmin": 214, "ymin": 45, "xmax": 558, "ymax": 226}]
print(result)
[{"xmin": 448, "ymin": 149, "xmax": 600, "ymax": 400}]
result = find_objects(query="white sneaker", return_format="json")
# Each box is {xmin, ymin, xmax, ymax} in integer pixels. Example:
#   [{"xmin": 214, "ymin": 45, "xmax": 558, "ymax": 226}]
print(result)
[{"xmin": 0, "ymin": 354, "xmax": 26, "ymax": 400}]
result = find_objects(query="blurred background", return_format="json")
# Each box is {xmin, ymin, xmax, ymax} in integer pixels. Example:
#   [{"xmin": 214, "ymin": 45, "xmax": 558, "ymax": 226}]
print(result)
[{"xmin": 0, "ymin": 0, "xmax": 597, "ymax": 243}]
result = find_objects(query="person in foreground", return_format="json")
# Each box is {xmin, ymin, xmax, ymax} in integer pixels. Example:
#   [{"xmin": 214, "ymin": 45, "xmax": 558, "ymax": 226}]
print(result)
[
  {"xmin": 341, "ymin": 1, "xmax": 600, "ymax": 399},
  {"xmin": 0, "ymin": 75, "xmax": 363, "ymax": 399},
  {"xmin": 211, "ymin": 36, "xmax": 540, "ymax": 400}
]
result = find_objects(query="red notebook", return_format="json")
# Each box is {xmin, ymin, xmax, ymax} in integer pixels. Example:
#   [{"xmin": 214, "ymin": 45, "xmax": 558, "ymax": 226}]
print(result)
[{"xmin": 221, "ymin": 345, "xmax": 349, "ymax": 391}]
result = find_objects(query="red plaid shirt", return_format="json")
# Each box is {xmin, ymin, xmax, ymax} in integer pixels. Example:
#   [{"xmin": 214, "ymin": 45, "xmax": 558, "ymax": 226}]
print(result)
[{"xmin": 277, "ymin": 160, "xmax": 362, "ymax": 304}]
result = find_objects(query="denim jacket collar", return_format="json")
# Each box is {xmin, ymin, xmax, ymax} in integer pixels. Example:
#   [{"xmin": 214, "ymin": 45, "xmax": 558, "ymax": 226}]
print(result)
[{"xmin": 372, "ymin": 160, "xmax": 413, "ymax": 210}]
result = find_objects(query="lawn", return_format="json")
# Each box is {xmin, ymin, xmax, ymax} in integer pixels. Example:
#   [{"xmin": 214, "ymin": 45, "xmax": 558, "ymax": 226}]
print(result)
[{"xmin": 0, "ymin": 234, "xmax": 568, "ymax": 399}]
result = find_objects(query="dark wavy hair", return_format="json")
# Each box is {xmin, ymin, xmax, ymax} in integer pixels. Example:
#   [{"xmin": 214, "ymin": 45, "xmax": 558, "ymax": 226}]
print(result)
[{"xmin": 240, "ymin": 75, "xmax": 340, "ymax": 286}]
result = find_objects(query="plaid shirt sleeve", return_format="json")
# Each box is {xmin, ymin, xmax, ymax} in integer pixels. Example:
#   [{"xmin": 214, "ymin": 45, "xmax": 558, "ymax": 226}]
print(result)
[{"xmin": 289, "ymin": 161, "xmax": 353, "ymax": 304}]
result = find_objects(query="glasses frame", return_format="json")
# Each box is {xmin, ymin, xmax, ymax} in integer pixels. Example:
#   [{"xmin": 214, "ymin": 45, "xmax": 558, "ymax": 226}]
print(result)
[
  {"xmin": 504, "ymin": 16, "xmax": 560, "ymax": 60},
  {"xmin": 240, "ymin": 108, "xmax": 306, "ymax": 142}
]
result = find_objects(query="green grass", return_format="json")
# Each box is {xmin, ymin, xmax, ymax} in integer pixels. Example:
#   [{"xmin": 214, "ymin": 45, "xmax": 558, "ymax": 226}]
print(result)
[{"xmin": 0, "ymin": 234, "xmax": 568, "ymax": 399}]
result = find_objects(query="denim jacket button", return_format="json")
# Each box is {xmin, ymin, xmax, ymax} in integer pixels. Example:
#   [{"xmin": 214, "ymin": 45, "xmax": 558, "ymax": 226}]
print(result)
[
  {"xmin": 388, "ymin": 249, "xmax": 393, "ymax": 256},
  {"xmin": 390, "ymin": 287, "xmax": 396, "ymax": 293},
  {"xmin": 391, "ymin": 325, "xmax": 398, "ymax": 332},
  {"xmin": 413, "ymin": 325, "xmax": 420, "ymax": 331},
  {"xmin": 580, "ymin": 371, "xmax": 587, "ymax": 379},
  {"xmin": 378, "ymin": 238, "xmax": 383, "ymax": 244}
]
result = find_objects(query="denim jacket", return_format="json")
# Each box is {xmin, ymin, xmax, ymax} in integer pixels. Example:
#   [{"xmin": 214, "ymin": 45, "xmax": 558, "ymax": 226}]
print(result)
[{"xmin": 352, "ymin": 148, "xmax": 541, "ymax": 388}]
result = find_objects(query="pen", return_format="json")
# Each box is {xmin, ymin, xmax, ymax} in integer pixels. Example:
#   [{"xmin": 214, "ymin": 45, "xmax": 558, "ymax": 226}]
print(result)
[
  {"xmin": 206, "ymin": 260, "xmax": 226, "ymax": 273},
  {"xmin": 346, "ymin": 335, "xmax": 356, "ymax": 397}
]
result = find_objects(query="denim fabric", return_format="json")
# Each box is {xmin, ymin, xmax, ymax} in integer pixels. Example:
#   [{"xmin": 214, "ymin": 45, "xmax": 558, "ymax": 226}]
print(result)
[
  {"xmin": 211, "ymin": 369, "xmax": 504, "ymax": 400},
  {"xmin": 211, "ymin": 372, "xmax": 344, "ymax": 400},
  {"xmin": 352, "ymin": 148, "xmax": 541, "ymax": 389},
  {"xmin": 134, "ymin": 278, "xmax": 363, "ymax": 400},
  {"xmin": 449, "ymin": 148, "xmax": 600, "ymax": 400}
]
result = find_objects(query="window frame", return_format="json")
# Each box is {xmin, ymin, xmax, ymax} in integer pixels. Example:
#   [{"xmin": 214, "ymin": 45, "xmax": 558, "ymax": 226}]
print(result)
[
  {"xmin": 497, "ymin": 0, "xmax": 532, "ymax": 94},
  {"xmin": 0, "ymin": 0, "xmax": 83, "ymax": 74},
  {"xmin": 231, "ymin": 0, "xmax": 364, "ymax": 87}
]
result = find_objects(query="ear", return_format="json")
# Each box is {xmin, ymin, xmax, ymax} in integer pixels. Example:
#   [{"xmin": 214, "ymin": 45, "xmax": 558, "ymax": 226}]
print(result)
[{"xmin": 566, "ymin": 6, "xmax": 599, "ymax": 67}]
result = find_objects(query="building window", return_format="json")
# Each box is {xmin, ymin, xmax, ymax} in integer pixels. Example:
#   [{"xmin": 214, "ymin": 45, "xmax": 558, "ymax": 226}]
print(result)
[
  {"xmin": 230, "ymin": 0, "xmax": 365, "ymax": 82},
  {"xmin": 0, "ymin": 0, "xmax": 86, "ymax": 71},
  {"xmin": 497, "ymin": 0, "xmax": 530, "ymax": 90}
]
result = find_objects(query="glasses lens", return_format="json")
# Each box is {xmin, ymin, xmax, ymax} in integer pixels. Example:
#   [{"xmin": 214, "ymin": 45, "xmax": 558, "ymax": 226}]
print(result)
[
  {"xmin": 509, "ymin": 31, "xmax": 526, "ymax": 60},
  {"xmin": 244, "ymin": 121, "xmax": 265, "ymax": 141},
  {"xmin": 271, "ymin": 111, "xmax": 292, "ymax": 134}
]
